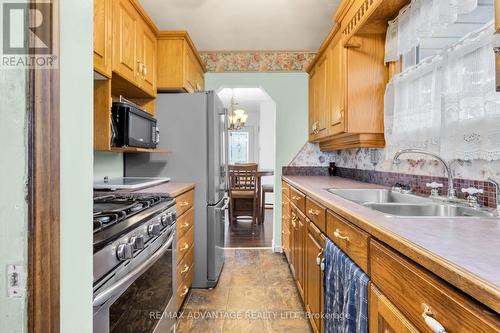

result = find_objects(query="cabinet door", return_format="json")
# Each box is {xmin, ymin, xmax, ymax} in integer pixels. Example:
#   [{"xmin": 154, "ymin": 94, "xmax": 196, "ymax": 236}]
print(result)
[
  {"xmin": 184, "ymin": 47, "xmax": 198, "ymax": 93},
  {"xmin": 290, "ymin": 211, "xmax": 297, "ymax": 277},
  {"xmin": 113, "ymin": 0, "xmax": 138, "ymax": 83},
  {"xmin": 369, "ymin": 285, "xmax": 419, "ymax": 333},
  {"xmin": 330, "ymin": 38, "xmax": 345, "ymax": 134},
  {"xmin": 308, "ymin": 69, "xmax": 317, "ymax": 137},
  {"xmin": 140, "ymin": 23, "xmax": 157, "ymax": 96},
  {"xmin": 296, "ymin": 213, "xmax": 305, "ymax": 299},
  {"xmin": 93, "ymin": 0, "xmax": 112, "ymax": 77},
  {"xmin": 306, "ymin": 227, "xmax": 323, "ymax": 333},
  {"xmin": 316, "ymin": 54, "xmax": 329, "ymax": 134},
  {"xmin": 282, "ymin": 199, "xmax": 291, "ymax": 261}
]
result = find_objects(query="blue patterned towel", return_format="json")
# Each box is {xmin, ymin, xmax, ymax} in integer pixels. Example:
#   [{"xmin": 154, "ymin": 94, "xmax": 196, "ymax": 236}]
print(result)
[{"xmin": 323, "ymin": 238, "xmax": 369, "ymax": 333}]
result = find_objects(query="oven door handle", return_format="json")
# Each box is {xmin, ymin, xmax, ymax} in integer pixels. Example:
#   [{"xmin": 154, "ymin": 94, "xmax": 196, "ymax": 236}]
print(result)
[{"xmin": 93, "ymin": 234, "xmax": 174, "ymax": 307}]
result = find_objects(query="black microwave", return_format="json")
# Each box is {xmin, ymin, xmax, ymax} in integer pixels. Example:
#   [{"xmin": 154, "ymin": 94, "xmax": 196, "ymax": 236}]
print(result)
[{"xmin": 111, "ymin": 101, "xmax": 159, "ymax": 149}]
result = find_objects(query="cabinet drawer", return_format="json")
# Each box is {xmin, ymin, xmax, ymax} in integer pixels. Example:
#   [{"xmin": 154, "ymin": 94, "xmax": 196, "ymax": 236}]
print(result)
[
  {"xmin": 176, "ymin": 244, "xmax": 194, "ymax": 287},
  {"xmin": 176, "ymin": 265, "xmax": 193, "ymax": 310},
  {"xmin": 176, "ymin": 207, "xmax": 193, "ymax": 239},
  {"xmin": 371, "ymin": 241, "xmax": 500, "ymax": 333},
  {"xmin": 282, "ymin": 181, "xmax": 290, "ymax": 198},
  {"xmin": 176, "ymin": 224, "xmax": 194, "ymax": 264},
  {"xmin": 290, "ymin": 186, "xmax": 306, "ymax": 212},
  {"xmin": 176, "ymin": 190, "xmax": 194, "ymax": 217},
  {"xmin": 306, "ymin": 197, "xmax": 326, "ymax": 233},
  {"xmin": 326, "ymin": 211, "xmax": 369, "ymax": 273}
]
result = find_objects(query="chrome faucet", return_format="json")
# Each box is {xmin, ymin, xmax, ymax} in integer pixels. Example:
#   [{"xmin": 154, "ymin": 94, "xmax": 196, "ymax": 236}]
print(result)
[
  {"xmin": 393, "ymin": 149, "xmax": 457, "ymax": 199},
  {"xmin": 487, "ymin": 177, "xmax": 500, "ymax": 215}
]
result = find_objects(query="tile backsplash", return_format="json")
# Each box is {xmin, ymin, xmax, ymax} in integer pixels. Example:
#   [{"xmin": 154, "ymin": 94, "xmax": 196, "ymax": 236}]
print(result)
[
  {"xmin": 289, "ymin": 142, "xmax": 500, "ymax": 181},
  {"xmin": 287, "ymin": 143, "xmax": 500, "ymax": 208}
]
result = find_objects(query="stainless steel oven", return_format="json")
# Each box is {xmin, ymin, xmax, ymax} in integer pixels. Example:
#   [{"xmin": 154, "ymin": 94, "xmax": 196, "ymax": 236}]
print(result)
[{"xmin": 93, "ymin": 204, "xmax": 177, "ymax": 333}]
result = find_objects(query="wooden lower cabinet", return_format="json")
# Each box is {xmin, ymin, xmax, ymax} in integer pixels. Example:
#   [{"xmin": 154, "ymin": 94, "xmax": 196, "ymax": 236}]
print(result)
[
  {"xmin": 295, "ymin": 209, "xmax": 306, "ymax": 299},
  {"xmin": 173, "ymin": 189, "xmax": 195, "ymax": 311},
  {"xmin": 369, "ymin": 285, "xmax": 419, "ymax": 333},
  {"xmin": 281, "ymin": 180, "xmax": 500, "ymax": 333},
  {"xmin": 305, "ymin": 221, "xmax": 324, "ymax": 333},
  {"xmin": 281, "ymin": 197, "xmax": 291, "ymax": 260}
]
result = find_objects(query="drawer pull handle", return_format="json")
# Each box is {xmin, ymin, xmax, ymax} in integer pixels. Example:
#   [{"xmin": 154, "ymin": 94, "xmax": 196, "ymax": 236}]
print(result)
[
  {"xmin": 308, "ymin": 209, "xmax": 320, "ymax": 216},
  {"xmin": 180, "ymin": 286, "xmax": 189, "ymax": 297},
  {"xmin": 181, "ymin": 222, "xmax": 190, "ymax": 229},
  {"xmin": 292, "ymin": 196, "xmax": 301, "ymax": 200},
  {"xmin": 179, "ymin": 201, "xmax": 190, "ymax": 207},
  {"xmin": 180, "ymin": 265, "xmax": 189, "ymax": 274},
  {"xmin": 180, "ymin": 243, "xmax": 189, "ymax": 251},
  {"xmin": 316, "ymin": 249, "xmax": 324, "ymax": 265},
  {"xmin": 291, "ymin": 215, "xmax": 297, "ymax": 222},
  {"xmin": 422, "ymin": 305, "xmax": 447, "ymax": 333},
  {"xmin": 334, "ymin": 229, "xmax": 349, "ymax": 241},
  {"xmin": 320, "ymin": 258, "xmax": 325, "ymax": 271}
]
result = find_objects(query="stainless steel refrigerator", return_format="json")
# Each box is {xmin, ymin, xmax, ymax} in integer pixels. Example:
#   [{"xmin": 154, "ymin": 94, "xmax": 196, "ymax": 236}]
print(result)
[{"xmin": 125, "ymin": 91, "xmax": 228, "ymax": 288}]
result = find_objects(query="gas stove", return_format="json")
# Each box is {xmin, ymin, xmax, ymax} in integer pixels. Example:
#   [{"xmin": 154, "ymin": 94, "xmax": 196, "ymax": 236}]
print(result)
[
  {"xmin": 93, "ymin": 193, "xmax": 175, "ymax": 252},
  {"xmin": 93, "ymin": 193, "xmax": 178, "ymax": 333}
]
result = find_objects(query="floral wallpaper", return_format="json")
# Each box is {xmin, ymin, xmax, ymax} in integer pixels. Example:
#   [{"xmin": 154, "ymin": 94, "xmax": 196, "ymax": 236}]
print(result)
[
  {"xmin": 200, "ymin": 51, "xmax": 317, "ymax": 72},
  {"xmin": 289, "ymin": 142, "xmax": 500, "ymax": 181}
]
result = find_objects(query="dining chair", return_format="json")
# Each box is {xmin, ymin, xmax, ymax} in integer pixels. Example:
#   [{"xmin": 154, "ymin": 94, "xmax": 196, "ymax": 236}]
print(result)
[
  {"xmin": 229, "ymin": 163, "xmax": 259, "ymax": 225},
  {"xmin": 261, "ymin": 183, "xmax": 274, "ymax": 223}
]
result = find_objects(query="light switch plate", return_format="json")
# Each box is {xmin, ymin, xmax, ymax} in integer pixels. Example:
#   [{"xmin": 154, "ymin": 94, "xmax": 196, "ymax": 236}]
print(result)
[{"xmin": 6, "ymin": 264, "xmax": 25, "ymax": 298}]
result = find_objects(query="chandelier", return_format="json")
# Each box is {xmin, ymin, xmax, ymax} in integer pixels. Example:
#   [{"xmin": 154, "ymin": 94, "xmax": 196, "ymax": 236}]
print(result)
[{"xmin": 228, "ymin": 92, "xmax": 248, "ymax": 131}]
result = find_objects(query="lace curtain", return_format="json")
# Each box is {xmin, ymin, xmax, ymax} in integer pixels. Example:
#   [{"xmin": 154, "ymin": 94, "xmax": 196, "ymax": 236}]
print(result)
[
  {"xmin": 385, "ymin": 22, "xmax": 500, "ymax": 161},
  {"xmin": 385, "ymin": 0, "xmax": 479, "ymax": 63}
]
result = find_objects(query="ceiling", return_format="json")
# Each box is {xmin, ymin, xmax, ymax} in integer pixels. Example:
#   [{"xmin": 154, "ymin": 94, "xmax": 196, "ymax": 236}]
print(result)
[{"xmin": 140, "ymin": 0, "xmax": 340, "ymax": 51}]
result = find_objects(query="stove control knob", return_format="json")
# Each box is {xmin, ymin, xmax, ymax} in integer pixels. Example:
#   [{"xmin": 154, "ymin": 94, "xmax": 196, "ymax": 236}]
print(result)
[
  {"xmin": 161, "ymin": 212, "xmax": 172, "ymax": 226},
  {"xmin": 116, "ymin": 243, "xmax": 133, "ymax": 261},
  {"xmin": 161, "ymin": 213, "xmax": 168, "ymax": 224},
  {"xmin": 172, "ymin": 212, "xmax": 177, "ymax": 221},
  {"xmin": 129, "ymin": 235, "xmax": 145, "ymax": 250},
  {"xmin": 148, "ymin": 223, "xmax": 161, "ymax": 236}
]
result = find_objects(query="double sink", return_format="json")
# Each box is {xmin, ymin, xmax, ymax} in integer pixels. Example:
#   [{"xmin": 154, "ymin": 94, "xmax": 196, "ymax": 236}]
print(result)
[{"xmin": 327, "ymin": 189, "xmax": 498, "ymax": 218}]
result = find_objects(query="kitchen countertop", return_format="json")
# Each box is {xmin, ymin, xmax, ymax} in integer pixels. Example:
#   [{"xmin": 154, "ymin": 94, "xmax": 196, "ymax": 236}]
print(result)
[
  {"xmin": 130, "ymin": 182, "xmax": 195, "ymax": 197},
  {"xmin": 94, "ymin": 182, "xmax": 195, "ymax": 198},
  {"xmin": 283, "ymin": 175, "xmax": 500, "ymax": 313}
]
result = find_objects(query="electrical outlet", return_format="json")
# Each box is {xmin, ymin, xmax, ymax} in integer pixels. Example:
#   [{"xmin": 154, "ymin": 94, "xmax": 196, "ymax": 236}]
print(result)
[{"xmin": 7, "ymin": 264, "xmax": 24, "ymax": 298}]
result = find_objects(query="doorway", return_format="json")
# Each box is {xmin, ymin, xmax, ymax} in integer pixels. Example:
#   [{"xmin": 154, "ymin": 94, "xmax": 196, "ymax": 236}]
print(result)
[{"xmin": 217, "ymin": 87, "xmax": 276, "ymax": 247}]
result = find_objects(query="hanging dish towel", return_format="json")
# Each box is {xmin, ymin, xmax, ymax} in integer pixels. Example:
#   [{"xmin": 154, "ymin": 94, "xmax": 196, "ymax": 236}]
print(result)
[{"xmin": 323, "ymin": 238, "xmax": 369, "ymax": 333}]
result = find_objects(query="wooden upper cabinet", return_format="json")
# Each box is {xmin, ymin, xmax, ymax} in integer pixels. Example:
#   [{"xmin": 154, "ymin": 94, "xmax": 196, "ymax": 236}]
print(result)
[
  {"xmin": 157, "ymin": 32, "xmax": 206, "ymax": 93},
  {"xmin": 93, "ymin": 0, "xmax": 112, "ymax": 77},
  {"xmin": 309, "ymin": 53, "xmax": 329, "ymax": 140},
  {"xmin": 112, "ymin": 0, "xmax": 138, "ymax": 84},
  {"xmin": 307, "ymin": 0, "xmax": 410, "ymax": 150},
  {"xmin": 329, "ymin": 33, "xmax": 345, "ymax": 135},
  {"xmin": 308, "ymin": 68, "xmax": 317, "ymax": 137},
  {"xmin": 111, "ymin": 0, "xmax": 156, "ymax": 98},
  {"xmin": 138, "ymin": 22, "xmax": 157, "ymax": 96}
]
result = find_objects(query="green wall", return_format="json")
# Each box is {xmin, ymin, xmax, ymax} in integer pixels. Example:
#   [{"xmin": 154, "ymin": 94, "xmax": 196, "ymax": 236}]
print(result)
[
  {"xmin": 60, "ymin": 0, "xmax": 93, "ymax": 332},
  {"xmin": 94, "ymin": 152, "xmax": 124, "ymax": 181},
  {"xmin": 205, "ymin": 73, "xmax": 308, "ymax": 249},
  {"xmin": 0, "ymin": 43, "xmax": 28, "ymax": 333}
]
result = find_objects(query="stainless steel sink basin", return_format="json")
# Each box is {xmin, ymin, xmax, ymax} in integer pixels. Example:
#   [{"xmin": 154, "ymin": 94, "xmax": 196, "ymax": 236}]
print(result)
[
  {"xmin": 327, "ymin": 189, "xmax": 432, "ymax": 204},
  {"xmin": 363, "ymin": 203, "xmax": 497, "ymax": 218},
  {"xmin": 327, "ymin": 188, "xmax": 498, "ymax": 218}
]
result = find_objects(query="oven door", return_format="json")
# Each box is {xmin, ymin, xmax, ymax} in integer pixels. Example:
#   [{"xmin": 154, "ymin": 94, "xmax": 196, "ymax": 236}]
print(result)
[{"xmin": 93, "ymin": 227, "xmax": 176, "ymax": 333}]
